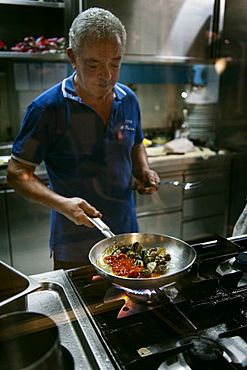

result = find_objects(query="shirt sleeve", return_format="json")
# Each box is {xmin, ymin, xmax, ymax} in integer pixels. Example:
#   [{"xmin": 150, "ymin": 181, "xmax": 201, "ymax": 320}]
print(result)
[{"xmin": 12, "ymin": 101, "xmax": 55, "ymax": 165}]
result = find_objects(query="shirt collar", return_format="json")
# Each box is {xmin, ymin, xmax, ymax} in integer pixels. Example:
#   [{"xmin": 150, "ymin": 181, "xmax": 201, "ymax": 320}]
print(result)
[
  {"xmin": 61, "ymin": 73, "xmax": 80, "ymax": 102},
  {"xmin": 113, "ymin": 84, "xmax": 127, "ymax": 100}
]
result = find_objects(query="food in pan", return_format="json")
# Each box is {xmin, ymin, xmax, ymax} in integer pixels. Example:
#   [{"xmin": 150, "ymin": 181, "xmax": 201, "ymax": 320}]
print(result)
[{"xmin": 96, "ymin": 241, "xmax": 171, "ymax": 279}]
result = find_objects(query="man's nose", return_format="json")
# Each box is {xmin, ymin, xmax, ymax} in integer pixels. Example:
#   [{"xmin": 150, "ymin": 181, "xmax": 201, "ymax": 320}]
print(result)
[{"xmin": 100, "ymin": 64, "xmax": 112, "ymax": 79}]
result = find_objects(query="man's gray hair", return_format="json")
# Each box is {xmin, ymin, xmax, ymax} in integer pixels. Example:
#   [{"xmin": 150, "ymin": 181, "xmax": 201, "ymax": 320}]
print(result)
[{"xmin": 69, "ymin": 7, "xmax": 127, "ymax": 54}]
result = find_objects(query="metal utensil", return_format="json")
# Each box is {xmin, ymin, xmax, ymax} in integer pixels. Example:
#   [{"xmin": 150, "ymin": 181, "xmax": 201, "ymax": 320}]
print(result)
[
  {"xmin": 87, "ymin": 217, "xmax": 197, "ymax": 290},
  {"xmin": 132, "ymin": 180, "xmax": 203, "ymax": 190},
  {"xmin": 157, "ymin": 180, "xmax": 204, "ymax": 190},
  {"xmin": 87, "ymin": 216, "xmax": 115, "ymax": 238}
]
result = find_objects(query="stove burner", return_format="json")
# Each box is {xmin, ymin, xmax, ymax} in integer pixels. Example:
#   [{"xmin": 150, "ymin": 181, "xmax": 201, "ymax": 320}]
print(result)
[
  {"xmin": 122, "ymin": 286, "xmax": 166, "ymax": 303},
  {"xmin": 179, "ymin": 336, "xmax": 224, "ymax": 369},
  {"xmin": 234, "ymin": 251, "xmax": 247, "ymax": 272},
  {"xmin": 124, "ymin": 289, "xmax": 159, "ymax": 303},
  {"xmin": 114, "ymin": 284, "xmax": 176, "ymax": 303}
]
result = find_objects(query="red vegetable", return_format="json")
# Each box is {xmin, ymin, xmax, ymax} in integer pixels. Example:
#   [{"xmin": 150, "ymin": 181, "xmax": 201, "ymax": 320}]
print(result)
[
  {"xmin": 10, "ymin": 36, "xmax": 65, "ymax": 54},
  {"xmin": 104, "ymin": 253, "xmax": 145, "ymax": 278}
]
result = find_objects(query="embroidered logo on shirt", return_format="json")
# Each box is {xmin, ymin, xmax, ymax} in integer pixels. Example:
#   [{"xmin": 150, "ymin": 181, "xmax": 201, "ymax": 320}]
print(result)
[
  {"xmin": 117, "ymin": 120, "xmax": 135, "ymax": 140},
  {"xmin": 119, "ymin": 120, "xmax": 135, "ymax": 132}
]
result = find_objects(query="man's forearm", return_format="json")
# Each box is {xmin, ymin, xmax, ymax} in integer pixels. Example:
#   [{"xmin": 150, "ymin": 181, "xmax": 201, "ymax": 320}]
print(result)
[{"xmin": 131, "ymin": 143, "xmax": 150, "ymax": 179}]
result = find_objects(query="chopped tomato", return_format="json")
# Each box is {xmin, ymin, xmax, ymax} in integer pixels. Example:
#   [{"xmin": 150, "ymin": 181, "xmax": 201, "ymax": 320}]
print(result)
[
  {"xmin": 127, "ymin": 269, "xmax": 141, "ymax": 278},
  {"xmin": 112, "ymin": 267, "xmax": 128, "ymax": 276},
  {"xmin": 104, "ymin": 253, "xmax": 144, "ymax": 278}
]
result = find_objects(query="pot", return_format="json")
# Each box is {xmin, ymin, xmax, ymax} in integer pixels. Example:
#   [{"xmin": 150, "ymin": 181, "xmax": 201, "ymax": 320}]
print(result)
[
  {"xmin": 88, "ymin": 218, "xmax": 197, "ymax": 290},
  {"xmin": 0, "ymin": 311, "xmax": 74, "ymax": 370}
]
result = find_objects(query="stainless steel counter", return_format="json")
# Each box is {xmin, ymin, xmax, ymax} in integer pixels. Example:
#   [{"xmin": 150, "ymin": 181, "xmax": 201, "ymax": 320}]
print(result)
[{"xmin": 29, "ymin": 269, "xmax": 116, "ymax": 370}]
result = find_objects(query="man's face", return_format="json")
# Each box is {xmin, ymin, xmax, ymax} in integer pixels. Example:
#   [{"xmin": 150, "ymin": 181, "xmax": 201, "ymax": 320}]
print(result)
[{"xmin": 67, "ymin": 40, "xmax": 123, "ymax": 99}]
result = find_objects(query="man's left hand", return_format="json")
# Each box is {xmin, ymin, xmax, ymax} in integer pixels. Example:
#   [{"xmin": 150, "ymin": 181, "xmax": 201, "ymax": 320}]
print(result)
[{"xmin": 133, "ymin": 170, "xmax": 160, "ymax": 195}]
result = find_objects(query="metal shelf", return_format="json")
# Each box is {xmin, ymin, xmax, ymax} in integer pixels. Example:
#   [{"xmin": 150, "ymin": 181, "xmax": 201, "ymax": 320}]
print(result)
[
  {"xmin": 0, "ymin": 52, "xmax": 214, "ymax": 67},
  {"xmin": 0, "ymin": 51, "xmax": 68, "ymax": 61},
  {"xmin": 0, "ymin": 0, "xmax": 64, "ymax": 8}
]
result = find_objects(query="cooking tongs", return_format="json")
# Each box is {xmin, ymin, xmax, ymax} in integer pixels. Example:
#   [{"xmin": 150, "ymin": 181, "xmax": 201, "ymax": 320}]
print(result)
[
  {"xmin": 157, "ymin": 180, "xmax": 204, "ymax": 190},
  {"xmin": 133, "ymin": 180, "xmax": 204, "ymax": 190},
  {"xmin": 87, "ymin": 216, "xmax": 115, "ymax": 238}
]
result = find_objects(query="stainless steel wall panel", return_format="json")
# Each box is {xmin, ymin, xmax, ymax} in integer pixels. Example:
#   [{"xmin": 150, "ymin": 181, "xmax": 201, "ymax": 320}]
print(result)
[{"xmin": 85, "ymin": 0, "xmax": 216, "ymax": 61}]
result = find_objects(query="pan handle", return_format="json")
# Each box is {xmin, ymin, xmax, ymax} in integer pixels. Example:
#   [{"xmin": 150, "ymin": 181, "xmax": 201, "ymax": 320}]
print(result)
[{"xmin": 86, "ymin": 216, "xmax": 115, "ymax": 238}]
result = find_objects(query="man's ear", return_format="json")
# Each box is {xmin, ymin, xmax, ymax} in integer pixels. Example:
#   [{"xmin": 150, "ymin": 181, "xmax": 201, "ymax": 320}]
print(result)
[{"xmin": 67, "ymin": 48, "xmax": 76, "ymax": 69}]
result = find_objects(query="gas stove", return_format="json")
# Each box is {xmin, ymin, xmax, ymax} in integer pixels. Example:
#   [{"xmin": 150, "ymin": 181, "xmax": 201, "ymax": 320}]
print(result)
[{"xmin": 66, "ymin": 234, "xmax": 247, "ymax": 370}]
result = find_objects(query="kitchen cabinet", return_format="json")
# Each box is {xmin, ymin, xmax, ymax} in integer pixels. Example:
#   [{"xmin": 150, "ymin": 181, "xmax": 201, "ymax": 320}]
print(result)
[
  {"xmin": 0, "ymin": 0, "xmax": 69, "ymax": 141},
  {"xmin": 135, "ymin": 154, "xmax": 232, "ymax": 243},
  {"xmin": 182, "ymin": 163, "xmax": 230, "ymax": 241},
  {"xmin": 135, "ymin": 171, "xmax": 183, "ymax": 239},
  {"xmin": 0, "ymin": 162, "xmax": 52, "ymax": 275},
  {"xmin": 5, "ymin": 189, "xmax": 52, "ymax": 274},
  {"xmin": 0, "ymin": 1, "xmax": 65, "ymax": 50}
]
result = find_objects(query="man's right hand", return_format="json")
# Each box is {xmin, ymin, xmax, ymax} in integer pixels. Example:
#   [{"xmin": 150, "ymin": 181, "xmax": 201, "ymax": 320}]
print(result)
[{"xmin": 62, "ymin": 197, "xmax": 102, "ymax": 226}]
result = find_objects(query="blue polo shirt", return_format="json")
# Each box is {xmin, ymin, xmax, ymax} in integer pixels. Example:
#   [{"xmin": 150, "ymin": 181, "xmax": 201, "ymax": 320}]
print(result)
[{"xmin": 12, "ymin": 74, "xmax": 144, "ymax": 262}]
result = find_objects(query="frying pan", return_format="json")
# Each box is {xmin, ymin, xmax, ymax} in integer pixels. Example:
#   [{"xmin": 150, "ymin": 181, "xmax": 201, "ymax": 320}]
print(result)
[{"xmin": 88, "ymin": 217, "xmax": 197, "ymax": 290}]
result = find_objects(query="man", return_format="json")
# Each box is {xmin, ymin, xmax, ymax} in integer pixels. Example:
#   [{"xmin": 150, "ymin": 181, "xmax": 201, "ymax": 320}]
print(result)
[{"xmin": 7, "ymin": 8, "xmax": 160, "ymax": 269}]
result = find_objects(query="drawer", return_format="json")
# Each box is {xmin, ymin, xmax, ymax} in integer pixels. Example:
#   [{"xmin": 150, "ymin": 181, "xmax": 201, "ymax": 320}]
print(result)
[
  {"xmin": 138, "ymin": 211, "xmax": 182, "ymax": 238},
  {"xmin": 183, "ymin": 193, "xmax": 227, "ymax": 219},
  {"xmin": 135, "ymin": 174, "xmax": 183, "ymax": 213},
  {"xmin": 183, "ymin": 168, "xmax": 230, "ymax": 197},
  {"xmin": 182, "ymin": 214, "xmax": 228, "ymax": 241}
]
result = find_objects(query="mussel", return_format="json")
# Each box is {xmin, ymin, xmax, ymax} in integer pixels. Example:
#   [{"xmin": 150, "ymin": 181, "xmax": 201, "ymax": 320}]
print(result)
[
  {"xmin": 130, "ymin": 242, "xmax": 143, "ymax": 253},
  {"xmin": 134, "ymin": 259, "xmax": 144, "ymax": 267},
  {"xmin": 154, "ymin": 264, "xmax": 167, "ymax": 274},
  {"xmin": 104, "ymin": 243, "xmax": 171, "ymax": 279}
]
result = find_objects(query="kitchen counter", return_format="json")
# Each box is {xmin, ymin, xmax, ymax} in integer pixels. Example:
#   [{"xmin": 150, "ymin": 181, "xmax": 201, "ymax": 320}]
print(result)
[
  {"xmin": 145, "ymin": 146, "xmax": 232, "ymax": 171},
  {"xmin": 146, "ymin": 145, "xmax": 217, "ymax": 159},
  {"xmin": 28, "ymin": 268, "xmax": 116, "ymax": 370}
]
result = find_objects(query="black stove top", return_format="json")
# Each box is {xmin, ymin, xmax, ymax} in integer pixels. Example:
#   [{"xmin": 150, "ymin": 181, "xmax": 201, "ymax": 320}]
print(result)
[{"xmin": 67, "ymin": 235, "xmax": 247, "ymax": 370}]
